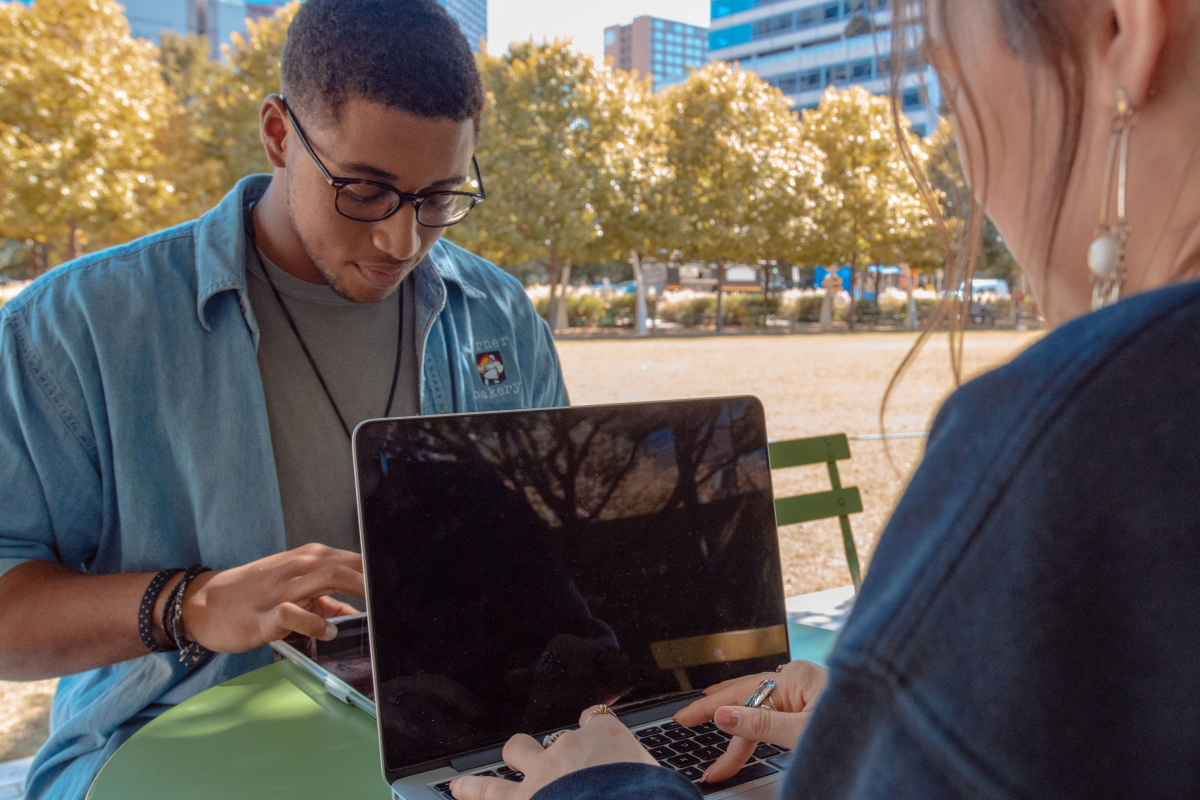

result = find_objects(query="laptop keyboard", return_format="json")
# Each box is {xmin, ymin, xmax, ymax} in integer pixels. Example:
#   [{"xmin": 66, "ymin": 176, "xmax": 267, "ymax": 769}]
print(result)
[{"xmin": 432, "ymin": 720, "xmax": 787, "ymax": 798}]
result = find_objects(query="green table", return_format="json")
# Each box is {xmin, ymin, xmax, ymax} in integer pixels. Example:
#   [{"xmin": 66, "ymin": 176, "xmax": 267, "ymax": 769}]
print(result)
[{"xmin": 87, "ymin": 622, "xmax": 838, "ymax": 799}]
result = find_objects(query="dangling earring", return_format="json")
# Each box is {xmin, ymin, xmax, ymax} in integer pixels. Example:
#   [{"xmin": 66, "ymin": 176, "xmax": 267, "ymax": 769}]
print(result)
[{"xmin": 1087, "ymin": 89, "xmax": 1135, "ymax": 310}]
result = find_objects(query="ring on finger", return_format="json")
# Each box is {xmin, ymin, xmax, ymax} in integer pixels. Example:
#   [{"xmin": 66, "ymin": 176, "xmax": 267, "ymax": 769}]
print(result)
[
  {"xmin": 745, "ymin": 679, "xmax": 776, "ymax": 710},
  {"xmin": 584, "ymin": 704, "xmax": 614, "ymax": 726},
  {"xmin": 542, "ymin": 729, "xmax": 570, "ymax": 748}
]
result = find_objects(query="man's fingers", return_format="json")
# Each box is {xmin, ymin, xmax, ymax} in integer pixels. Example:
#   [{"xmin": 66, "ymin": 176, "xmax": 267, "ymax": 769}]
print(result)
[
  {"xmin": 501, "ymin": 733, "xmax": 546, "ymax": 773},
  {"xmin": 449, "ymin": 774, "xmax": 520, "ymax": 800},
  {"xmin": 703, "ymin": 735, "xmax": 755, "ymax": 783},
  {"xmin": 713, "ymin": 705, "xmax": 812, "ymax": 750},
  {"xmin": 310, "ymin": 596, "xmax": 360, "ymax": 619},
  {"xmin": 266, "ymin": 601, "xmax": 337, "ymax": 642},
  {"xmin": 287, "ymin": 564, "xmax": 366, "ymax": 601},
  {"xmin": 278, "ymin": 545, "xmax": 363, "ymax": 579}
]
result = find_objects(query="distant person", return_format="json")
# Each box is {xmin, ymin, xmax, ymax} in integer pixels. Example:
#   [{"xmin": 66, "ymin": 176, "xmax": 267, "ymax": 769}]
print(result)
[
  {"xmin": 0, "ymin": 1, "xmax": 566, "ymax": 797},
  {"xmin": 452, "ymin": 0, "xmax": 1200, "ymax": 798}
]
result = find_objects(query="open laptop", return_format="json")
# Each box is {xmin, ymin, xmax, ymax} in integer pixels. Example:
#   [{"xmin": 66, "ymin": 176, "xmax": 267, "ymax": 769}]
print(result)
[{"xmin": 352, "ymin": 397, "xmax": 793, "ymax": 799}]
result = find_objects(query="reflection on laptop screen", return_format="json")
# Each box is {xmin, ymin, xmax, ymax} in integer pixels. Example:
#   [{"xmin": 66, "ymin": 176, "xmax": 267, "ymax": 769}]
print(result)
[{"xmin": 354, "ymin": 397, "xmax": 788, "ymax": 778}]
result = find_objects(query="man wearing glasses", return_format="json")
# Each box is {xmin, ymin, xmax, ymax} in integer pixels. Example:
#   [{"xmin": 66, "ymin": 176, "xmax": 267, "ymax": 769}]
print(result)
[{"xmin": 0, "ymin": 2, "xmax": 567, "ymax": 798}]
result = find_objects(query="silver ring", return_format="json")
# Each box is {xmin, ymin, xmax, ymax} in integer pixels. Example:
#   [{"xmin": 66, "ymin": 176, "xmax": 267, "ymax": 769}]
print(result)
[
  {"xmin": 542, "ymin": 729, "xmax": 570, "ymax": 748},
  {"xmin": 745, "ymin": 679, "xmax": 776, "ymax": 710}
]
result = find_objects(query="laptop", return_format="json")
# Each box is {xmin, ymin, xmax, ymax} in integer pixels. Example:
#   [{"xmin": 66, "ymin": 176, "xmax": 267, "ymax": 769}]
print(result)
[{"xmin": 351, "ymin": 397, "xmax": 793, "ymax": 799}]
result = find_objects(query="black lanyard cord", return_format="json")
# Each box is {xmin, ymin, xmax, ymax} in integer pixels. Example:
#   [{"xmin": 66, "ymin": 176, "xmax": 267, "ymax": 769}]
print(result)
[{"xmin": 245, "ymin": 201, "xmax": 404, "ymax": 439}]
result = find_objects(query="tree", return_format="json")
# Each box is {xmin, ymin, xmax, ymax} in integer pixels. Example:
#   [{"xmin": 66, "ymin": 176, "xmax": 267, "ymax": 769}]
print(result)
[
  {"xmin": 798, "ymin": 86, "xmax": 937, "ymax": 328},
  {"xmin": 450, "ymin": 40, "xmax": 618, "ymax": 332},
  {"xmin": 659, "ymin": 63, "xmax": 819, "ymax": 330},
  {"xmin": 0, "ymin": 0, "xmax": 180, "ymax": 273},
  {"xmin": 156, "ymin": 31, "xmax": 230, "ymax": 223},
  {"xmin": 925, "ymin": 117, "xmax": 1017, "ymax": 283},
  {"xmin": 579, "ymin": 64, "xmax": 671, "ymax": 333}
]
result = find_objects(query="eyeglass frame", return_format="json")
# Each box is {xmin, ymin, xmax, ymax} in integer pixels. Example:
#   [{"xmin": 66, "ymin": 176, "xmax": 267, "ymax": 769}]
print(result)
[{"xmin": 279, "ymin": 95, "xmax": 486, "ymax": 227}]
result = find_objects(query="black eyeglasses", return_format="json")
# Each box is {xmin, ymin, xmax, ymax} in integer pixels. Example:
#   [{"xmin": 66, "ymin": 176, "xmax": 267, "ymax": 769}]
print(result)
[{"xmin": 280, "ymin": 96, "xmax": 486, "ymax": 227}]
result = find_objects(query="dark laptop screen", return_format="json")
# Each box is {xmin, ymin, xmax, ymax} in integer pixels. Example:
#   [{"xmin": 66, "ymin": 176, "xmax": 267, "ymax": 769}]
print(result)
[{"xmin": 353, "ymin": 397, "xmax": 788, "ymax": 778}]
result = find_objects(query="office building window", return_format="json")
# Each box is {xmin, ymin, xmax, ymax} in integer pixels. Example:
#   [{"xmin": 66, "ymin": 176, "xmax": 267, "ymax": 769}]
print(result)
[
  {"xmin": 902, "ymin": 88, "xmax": 922, "ymax": 109},
  {"xmin": 826, "ymin": 64, "xmax": 847, "ymax": 84},
  {"xmin": 753, "ymin": 13, "xmax": 793, "ymax": 38},
  {"xmin": 800, "ymin": 69, "xmax": 821, "ymax": 88},
  {"xmin": 850, "ymin": 59, "xmax": 873, "ymax": 79}
]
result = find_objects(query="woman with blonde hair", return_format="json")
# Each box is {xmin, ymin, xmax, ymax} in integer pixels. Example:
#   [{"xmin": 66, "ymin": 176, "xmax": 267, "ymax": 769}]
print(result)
[{"xmin": 454, "ymin": 1, "xmax": 1200, "ymax": 797}]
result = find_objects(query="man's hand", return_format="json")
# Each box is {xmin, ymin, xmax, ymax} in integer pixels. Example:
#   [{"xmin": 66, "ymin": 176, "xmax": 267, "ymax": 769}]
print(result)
[
  {"xmin": 673, "ymin": 660, "xmax": 828, "ymax": 783},
  {"xmin": 182, "ymin": 543, "xmax": 363, "ymax": 653},
  {"xmin": 450, "ymin": 705, "xmax": 656, "ymax": 800}
]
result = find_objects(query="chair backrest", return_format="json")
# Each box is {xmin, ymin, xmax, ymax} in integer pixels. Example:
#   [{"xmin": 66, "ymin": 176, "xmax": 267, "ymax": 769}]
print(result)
[
  {"xmin": 768, "ymin": 434, "xmax": 864, "ymax": 591},
  {"xmin": 649, "ymin": 624, "xmax": 790, "ymax": 692}
]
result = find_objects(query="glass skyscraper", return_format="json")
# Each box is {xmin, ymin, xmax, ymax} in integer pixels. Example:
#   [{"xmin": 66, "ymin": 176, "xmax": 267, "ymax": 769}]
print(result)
[
  {"xmin": 118, "ymin": 0, "xmax": 487, "ymax": 56},
  {"xmin": 708, "ymin": 0, "xmax": 940, "ymax": 135},
  {"xmin": 438, "ymin": 0, "xmax": 487, "ymax": 53}
]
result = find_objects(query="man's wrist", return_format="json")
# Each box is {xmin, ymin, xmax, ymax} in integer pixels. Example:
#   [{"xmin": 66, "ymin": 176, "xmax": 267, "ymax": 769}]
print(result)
[
  {"xmin": 179, "ymin": 569, "xmax": 217, "ymax": 646},
  {"xmin": 149, "ymin": 571, "xmax": 186, "ymax": 649}
]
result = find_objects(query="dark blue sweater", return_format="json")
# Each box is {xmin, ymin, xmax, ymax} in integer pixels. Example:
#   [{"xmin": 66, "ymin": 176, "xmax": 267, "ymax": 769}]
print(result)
[{"xmin": 536, "ymin": 280, "xmax": 1200, "ymax": 800}]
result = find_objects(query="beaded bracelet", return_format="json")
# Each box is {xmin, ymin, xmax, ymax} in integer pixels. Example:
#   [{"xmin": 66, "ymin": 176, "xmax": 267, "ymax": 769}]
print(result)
[
  {"xmin": 138, "ymin": 569, "xmax": 184, "ymax": 653},
  {"xmin": 163, "ymin": 565, "xmax": 212, "ymax": 666}
]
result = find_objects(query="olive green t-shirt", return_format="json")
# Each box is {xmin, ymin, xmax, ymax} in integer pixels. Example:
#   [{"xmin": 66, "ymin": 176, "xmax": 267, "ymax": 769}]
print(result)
[{"xmin": 246, "ymin": 251, "xmax": 420, "ymax": 554}]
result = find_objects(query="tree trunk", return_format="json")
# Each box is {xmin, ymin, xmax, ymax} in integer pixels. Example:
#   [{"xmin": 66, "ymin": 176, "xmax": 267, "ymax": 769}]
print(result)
[
  {"xmin": 68, "ymin": 218, "xmax": 82, "ymax": 262},
  {"xmin": 32, "ymin": 243, "xmax": 49, "ymax": 279},
  {"xmin": 553, "ymin": 261, "xmax": 572, "ymax": 332},
  {"xmin": 762, "ymin": 266, "xmax": 771, "ymax": 327},
  {"xmin": 715, "ymin": 262, "xmax": 726, "ymax": 332},
  {"xmin": 630, "ymin": 250, "xmax": 648, "ymax": 335},
  {"xmin": 905, "ymin": 265, "xmax": 918, "ymax": 330},
  {"xmin": 547, "ymin": 242, "xmax": 563, "ymax": 332},
  {"xmin": 847, "ymin": 253, "xmax": 860, "ymax": 331}
]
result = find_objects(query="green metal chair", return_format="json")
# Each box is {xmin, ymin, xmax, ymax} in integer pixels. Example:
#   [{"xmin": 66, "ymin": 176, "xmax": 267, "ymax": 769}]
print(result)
[{"xmin": 768, "ymin": 433, "xmax": 864, "ymax": 591}]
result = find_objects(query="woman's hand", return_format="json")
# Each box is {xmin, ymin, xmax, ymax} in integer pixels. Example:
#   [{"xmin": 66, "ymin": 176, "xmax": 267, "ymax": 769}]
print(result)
[
  {"xmin": 450, "ymin": 705, "xmax": 656, "ymax": 800},
  {"xmin": 673, "ymin": 660, "xmax": 828, "ymax": 783}
]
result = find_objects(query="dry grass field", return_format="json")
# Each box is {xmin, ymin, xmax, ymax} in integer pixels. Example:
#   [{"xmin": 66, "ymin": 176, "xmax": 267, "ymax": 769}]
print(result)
[
  {"xmin": 555, "ymin": 331, "xmax": 1041, "ymax": 596},
  {"xmin": 0, "ymin": 330, "xmax": 1040, "ymax": 763}
]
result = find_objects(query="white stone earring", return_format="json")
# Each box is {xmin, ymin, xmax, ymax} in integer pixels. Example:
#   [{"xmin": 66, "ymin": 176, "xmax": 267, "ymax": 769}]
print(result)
[{"xmin": 1087, "ymin": 88, "xmax": 1135, "ymax": 310}]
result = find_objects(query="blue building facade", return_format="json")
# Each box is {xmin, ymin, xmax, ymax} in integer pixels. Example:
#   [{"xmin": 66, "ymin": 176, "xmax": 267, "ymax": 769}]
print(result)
[
  {"xmin": 116, "ymin": 0, "xmax": 486, "ymax": 56},
  {"xmin": 438, "ymin": 0, "xmax": 487, "ymax": 52},
  {"xmin": 708, "ymin": 0, "xmax": 940, "ymax": 135}
]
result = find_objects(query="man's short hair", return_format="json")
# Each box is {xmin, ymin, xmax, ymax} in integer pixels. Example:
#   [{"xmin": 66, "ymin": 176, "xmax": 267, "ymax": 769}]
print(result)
[{"xmin": 281, "ymin": 0, "xmax": 485, "ymax": 129}]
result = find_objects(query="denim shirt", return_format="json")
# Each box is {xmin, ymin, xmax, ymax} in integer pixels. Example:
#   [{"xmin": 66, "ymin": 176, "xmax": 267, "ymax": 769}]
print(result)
[
  {"xmin": 530, "ymin": 279, "xmax": 1200, "ymax": 800},
  {"xmin": 0, "ymin": 176, "xmax": 568, "ymax": 800}
]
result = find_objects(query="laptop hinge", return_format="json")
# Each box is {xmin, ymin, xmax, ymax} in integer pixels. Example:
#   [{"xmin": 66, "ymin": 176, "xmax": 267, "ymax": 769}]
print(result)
[{"xmin": 451, "ymin": 746, "xmax": 506, "ymax": 773}]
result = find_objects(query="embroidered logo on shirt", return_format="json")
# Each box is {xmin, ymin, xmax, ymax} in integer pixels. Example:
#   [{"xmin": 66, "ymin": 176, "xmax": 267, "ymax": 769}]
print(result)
[{"xmin": 476, "ymin": 351, "xmax": 507, "ymax": 386}]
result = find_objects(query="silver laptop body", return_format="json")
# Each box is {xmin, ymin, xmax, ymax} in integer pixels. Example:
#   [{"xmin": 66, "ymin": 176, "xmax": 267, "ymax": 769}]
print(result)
[{"xmin": 352, "ymin": 398, "xmax": 792, "ymax": 800}]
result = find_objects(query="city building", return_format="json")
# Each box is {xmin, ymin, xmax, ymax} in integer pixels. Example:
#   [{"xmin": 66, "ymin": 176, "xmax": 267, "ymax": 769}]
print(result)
[
  {"xmin": 708, "ymin": 0, "xmax": 941, "ymax": 136},
  {"xmin": 604, "ymin": 16, "xmax": 708, "ymax": 91},
  {"xmin": 119, "ymin": 0, "xmax": 487, "ymax": 57},
  {"xmin": 438, "ymin": 0, "xmax": 488, "ymax": 52}
]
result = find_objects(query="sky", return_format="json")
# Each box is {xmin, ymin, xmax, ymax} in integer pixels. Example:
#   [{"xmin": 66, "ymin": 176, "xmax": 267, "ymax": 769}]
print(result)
[{"xmin": 487, "ymin": 0, "xmax": 711, "ymax": 60}]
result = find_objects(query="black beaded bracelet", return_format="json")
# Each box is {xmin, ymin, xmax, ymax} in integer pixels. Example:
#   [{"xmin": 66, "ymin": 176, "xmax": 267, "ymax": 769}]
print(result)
[
  {"xmin": 138, "ymin": 569, "xmax": 184, "ymax": 653},
  {"xmin": 163, "ymin": 565, "xmax": 212, "ymax": 666}
]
